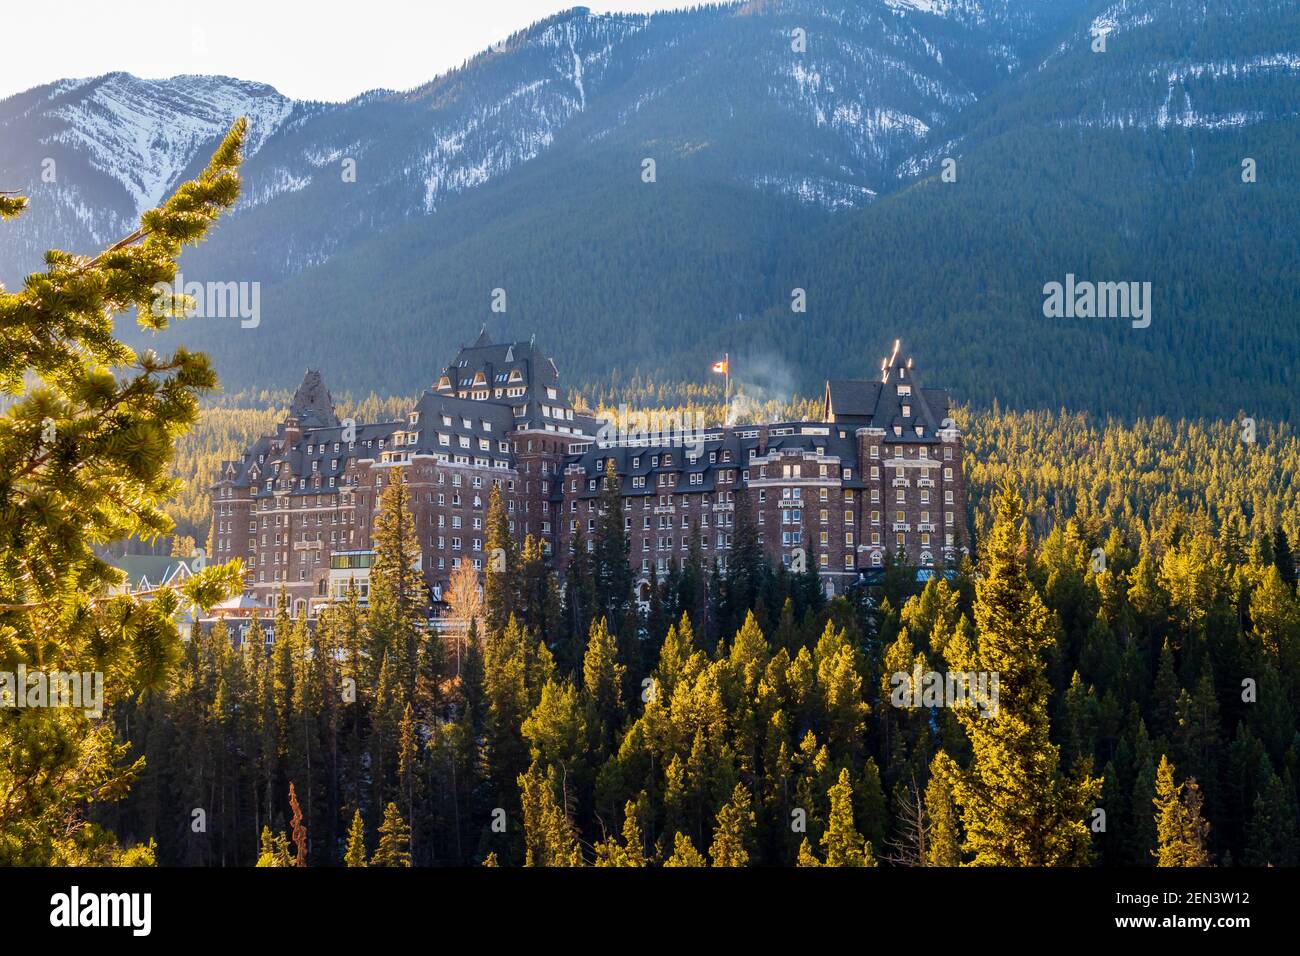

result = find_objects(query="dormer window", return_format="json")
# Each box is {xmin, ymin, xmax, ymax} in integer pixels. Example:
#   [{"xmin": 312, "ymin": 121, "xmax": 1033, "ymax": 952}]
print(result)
[
  {"xmin": 902, "ymin": 404, "xmax": 912, "ymax": 417},
  {"xmin": 410, "ymin": 412, "xmax": 419, "ymax": 424}
]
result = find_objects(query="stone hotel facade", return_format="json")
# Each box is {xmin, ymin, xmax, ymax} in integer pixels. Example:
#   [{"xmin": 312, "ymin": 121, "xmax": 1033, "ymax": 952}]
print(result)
[{"xmin": 210, "ymin": 331, "xmax": 968, "ymax": 615}]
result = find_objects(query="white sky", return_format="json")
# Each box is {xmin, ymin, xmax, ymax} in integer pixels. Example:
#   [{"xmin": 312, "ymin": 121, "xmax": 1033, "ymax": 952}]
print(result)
[{"xmin": 1, "ymin": 0, "xmax": 681, "ymax": 102}]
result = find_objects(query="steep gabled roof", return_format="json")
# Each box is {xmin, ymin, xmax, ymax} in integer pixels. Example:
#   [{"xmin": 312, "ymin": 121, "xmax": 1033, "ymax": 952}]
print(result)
[
  {"xmin": 825, "ymin": 379, "xmax": 882, "ymax": 420},
  {"xmin": 288, "ymin": 368, "xmax": 339, "ymax": 429},
  {"xmin": 823, "ymin": 342, "xmax": 952, "ymax": 440}
]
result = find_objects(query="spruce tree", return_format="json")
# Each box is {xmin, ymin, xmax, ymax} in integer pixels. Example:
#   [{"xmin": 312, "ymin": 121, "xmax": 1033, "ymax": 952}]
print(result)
[
  {"xmin": 345, "ymin": 810, "xmax": 367, "ymax": 867},
  {"xmin": 582, "ymin": 616, "xmax": 626, "ymax": 746},
  {"xmin": 372, "ymin": 802, "xmax": 413, "ymax": 867},
  {"xmin": 1272, "ymin": 527, "xmax": 1296, "ymax": 592},
  {"xmin": 726, "ymin": 486, "xmax": 764, "ymax": 632},
  {"xmin": 708, "ymin": 784, "xmax": 756, "ymax": 867},
  {"xmin": 255, "ymin": 826, "xmax": 293, "ymax": 867},
  {"xmin": 592, "ymin": 458, "xmax": 633, "ymax": 633},
  {"xmin": 925, "ymin": 753, "xmax": 962, "ymax": 866},
  {"xmin": 664, "ymin": 832, "xmax": 706, "ymax": 867},
  {"xmin": 518, "ymin": 533, "xmax": 560, "ymax": 641},
  {"xmin": 0, "ymin": 122, "xmax": 247, "ymax": 864},
  {"xmin": 518, "ymin": 765, "xmax": 583, "ymax": 866},
  {"xmin": 817, "ymin": 768, "xmax": 875, "ymax": 866},
  {"xmin": 1152, "ymin": 755, "xmax": 1211, "ymax": 867},
  {"xmin": 561, "ymin": 526, "xmax": 596, "ymax": 665},
  {"xmin": 483, "ymin": 485, "xmax": 519, "ymax": 634},
  {"xmin": 945, "ymin": 487, "xmax": 1101, "ymax": 865},
  {"xmin": 369, "ymin": 470, "xmax": 427, "ymax": 687}
]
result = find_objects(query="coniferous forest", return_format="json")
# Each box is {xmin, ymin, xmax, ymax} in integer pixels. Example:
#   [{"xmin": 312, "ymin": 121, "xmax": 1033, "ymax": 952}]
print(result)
[
  {"xmin": 3, "ymin": 121, "xmax": 1300, "ymax": 874},
  {"xmin": 97, "ymin": 468, "xmax": 1300, "ymax": 868}
]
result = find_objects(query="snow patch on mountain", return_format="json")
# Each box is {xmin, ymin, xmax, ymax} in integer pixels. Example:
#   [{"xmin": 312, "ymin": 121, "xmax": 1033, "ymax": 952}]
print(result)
[
  {"xmin": 243, "ymin": 167, "xmax": 313, "ymax": 209},
  {"xmin": 303, "ymin": 143, "xmax": 362, "ymax": 168},
  {"xmin": 1155, "ymin": 53, "xmax": 1300, "ymax": 84},
  {"xmin": 41, "ymin": 74, "xmax": 294, "ymax": 213},
  {"xmin": 752, "ymin": 173, "xmax": 876, "ymax": 209},
  {"xmin": 885, "ymin": 0, "xmax": 954, "ymax": 15}
]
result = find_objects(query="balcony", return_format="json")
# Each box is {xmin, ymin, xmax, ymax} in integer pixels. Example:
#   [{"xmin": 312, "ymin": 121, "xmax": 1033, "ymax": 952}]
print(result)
[
  {"xmin": 893, "ymin": 523, "xmax": 911, "ymax": 532},
  {"xmin": 653, "ymin": 506, "xmax": 676, "ymax": 515},
  {"xmin": 916, "ymin": 478, "xmax": 935, "ymax": 488},
  {"xmin": 918, "ymin": 523, "xmax": 936, "ymax": 532},
  {"xmin": 712, "ymin": 502, "xmax": 734, "ymax": 512},
  {"xmin": 891, "ymin": 477, "xmax": 910, "ymax": 488},
  {"xmin": 293, "ymin": 540, "xmax": 323, "ymax": 551}
]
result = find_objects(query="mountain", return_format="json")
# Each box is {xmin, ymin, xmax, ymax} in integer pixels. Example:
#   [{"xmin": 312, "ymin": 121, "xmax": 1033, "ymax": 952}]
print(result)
[{"xmin": 1, "ymin": 0, "xmax": 1297, "ymax": 420}]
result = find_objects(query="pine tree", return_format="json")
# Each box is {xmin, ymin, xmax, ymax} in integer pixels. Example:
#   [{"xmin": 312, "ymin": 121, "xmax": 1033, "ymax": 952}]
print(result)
[
  {"xmin": 369, "ymin": 470, "xmax": 427, "ymax": 688},
  {"xmin": 0, "ymin": 121, "xmax": 247, "ymax": 864},
  {"xmin": 372, "ymin": 802, "xmax": 412, "ymax": 867},
  {"xmin": 1152, "ymin": 756, "xmax": 1211, "ymax": 867},
  {"xmin": 483, "ymin": 485, "xmax": 520, "ymax": 634},
  {"xmin": 592, "ymin": 458, "xmax": 633, "ymax": 633},
  {"xmin": 1151, "ymin": 639, "xmax": 1180, "ymax": 742},
  {"xmin": 255, "ymin": 826, "xmax": 293, "ymax": 867},
  {"xmin": 726, "ymin": 487, "xmax": 765, "ymax": 633},
  {"xmin": 1272, "ymin": 527, "xmax": 1296, "ymax": 591},
  {"xmin": 397, "ymin": 702, "xmax": 420, "ymax": 852},
  {"xmin": 344, "ymin": 810, "xmax": 367, "ymax": 867},
  {"xmin": 945, "ymin": 487, "xmax": 1102, "ymax": 865},
  {"xmin": 562, "ymin": 526, "xmax": 596, "ymax": 664},
  {"xmin": 708, "ymin": 784, "xmax": 756, "ymax": 867},
  {"xmin": 925, "ymin": 753, "xmax": 962, "ymax": 865},
  {"xmin": 664, "ymin": 832, "xmax": 706, "ymax": 867},
  {"xmin": 582, "ymin": 616, "xmax": 626, "ymax": 741},
  {"xmin": 818, "ymin": 768, "xmax": 875, "ymax": 866},
  {"xmin": 518, "ymin": 533, "xmax": 560, "ymax": 641},
  {"xmin": 519, "ymin": 765, "xmax": 583, "ymax": 866},
  {"xmin": 1245, "ymin": 768, "xmax": 1300, "ymax": 867},
  {"xmin": 593, "ymin": 799, "xmax": 648, "ymax": 866}
]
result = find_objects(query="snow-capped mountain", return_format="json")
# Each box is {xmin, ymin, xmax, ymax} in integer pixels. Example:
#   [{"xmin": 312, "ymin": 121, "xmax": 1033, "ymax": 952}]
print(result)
[
  {"xmin": 1, "ymin": 0, "xmax": 1298, "ymax": 421},
  {"xmin": 0, "ymin": 73, "xmax": 309, "ymax": 275},
  {"xmin": 0, "ymin": 1, "xmax": 1080, "ymax": 284}
]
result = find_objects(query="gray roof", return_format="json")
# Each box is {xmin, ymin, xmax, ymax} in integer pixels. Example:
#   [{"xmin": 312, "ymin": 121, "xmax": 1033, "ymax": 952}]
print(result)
[
  {"xmin": 287, "ymin": 368, "xmax": 339, "ymax": 430},
  {"xmin": 824, "ymin": 343, "xmax": 952, "ymax": 443}
]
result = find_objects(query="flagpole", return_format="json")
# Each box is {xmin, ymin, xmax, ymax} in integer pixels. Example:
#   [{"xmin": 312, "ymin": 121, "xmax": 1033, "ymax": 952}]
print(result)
[{"xmin": 725, "ymin": 352, "xmax": 731, "ymax": 424}]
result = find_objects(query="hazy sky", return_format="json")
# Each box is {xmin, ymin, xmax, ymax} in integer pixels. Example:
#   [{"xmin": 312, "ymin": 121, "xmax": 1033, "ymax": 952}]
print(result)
[{"xmin": 1, "ymin": 0, "xmax": 681, "ymax": 102}]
